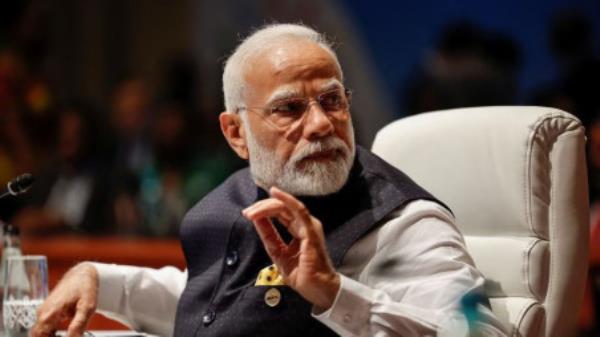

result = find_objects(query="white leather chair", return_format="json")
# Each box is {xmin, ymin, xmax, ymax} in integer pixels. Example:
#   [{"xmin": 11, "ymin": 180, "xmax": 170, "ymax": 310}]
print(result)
[{"xmin": 371, "ymin": 106, "xmax": 589, "ymax": 337}]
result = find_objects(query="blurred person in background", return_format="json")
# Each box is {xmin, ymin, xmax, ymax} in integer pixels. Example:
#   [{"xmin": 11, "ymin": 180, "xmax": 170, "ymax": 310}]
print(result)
[
  {"xmin": 109, "ymin": 78, "xmax": 238, "ymax": 237},
  {"xmin": 107, "ymin": 78, "xmax": 153, "ymax": 235},
  {"xmin": 128, "ymin": 102, "xmax": 238, "ymax": 237},
  {"xmin": 136, "ymin": 101, "xmax": 190, "ymax": 237},
  {"xmin": 404, "ymin": 21, "xmax": 521, "ymax": 115},
  {"xmin": 0, "ymin": 0, "xmax": 55, "ymax": 167},
  {"xmin": 108, "ymin": 78, "xmax": 153, "ymax": 175},
  {"xmin": 135, "ymin": 55, "xmax": 241, "ymax": 236},
  {"xmin": 12, "ymin": 101, "xmax": 112, "ymax": 235}
]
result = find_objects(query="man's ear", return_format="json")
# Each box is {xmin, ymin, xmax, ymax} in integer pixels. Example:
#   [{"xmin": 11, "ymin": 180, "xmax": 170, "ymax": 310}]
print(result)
[{"xmin": 219, "ymin": 111, "xmax": 249, "ymax": 160}]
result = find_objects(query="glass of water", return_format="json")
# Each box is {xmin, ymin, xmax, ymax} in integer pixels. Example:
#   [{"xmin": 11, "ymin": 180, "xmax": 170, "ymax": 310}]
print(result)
[{"xmin": 3, "ymin": 255, "xmax": 48, "ymax": 337}]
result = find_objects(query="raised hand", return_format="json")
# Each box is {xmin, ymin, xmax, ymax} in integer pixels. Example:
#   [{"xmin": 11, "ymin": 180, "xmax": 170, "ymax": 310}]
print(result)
[
  {"xmin": 242, "ymin": 186, "xmax": 340, "ymax": 310},
  {"xmin": 31, "ymin": 263, "xmax": 99, "ymax": 337}
]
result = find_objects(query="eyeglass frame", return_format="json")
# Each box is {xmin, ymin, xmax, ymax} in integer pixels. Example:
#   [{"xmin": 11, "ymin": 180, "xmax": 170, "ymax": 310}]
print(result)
[{"xmin": 236, "ymin": 87, "xmax": 352, "ymax": 130}]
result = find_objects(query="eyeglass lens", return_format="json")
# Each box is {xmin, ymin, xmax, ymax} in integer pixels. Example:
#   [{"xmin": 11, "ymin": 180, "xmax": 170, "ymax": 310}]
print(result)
[{"xmin": 266, "ymin": 89, "xmax": 350, "ymax": 128}]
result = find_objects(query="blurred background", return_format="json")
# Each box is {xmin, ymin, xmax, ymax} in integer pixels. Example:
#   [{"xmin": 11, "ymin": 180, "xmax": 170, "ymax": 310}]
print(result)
[{"xmin": 0, "ymin": 0, "xmax": 600, "ymax": 333}]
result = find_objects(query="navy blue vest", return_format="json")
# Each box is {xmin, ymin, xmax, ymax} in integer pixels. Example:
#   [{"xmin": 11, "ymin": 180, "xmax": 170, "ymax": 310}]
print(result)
[{"xmin": 174, "ymin": 146, "xmax": 445, "ymax": 337}]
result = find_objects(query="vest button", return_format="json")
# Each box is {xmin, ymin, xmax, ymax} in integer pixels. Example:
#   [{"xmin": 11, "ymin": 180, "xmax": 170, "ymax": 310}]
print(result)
[
  {"xmin": 225, "ymin": 250, "xmax": 239, "ymax": 267},
  {"xmin": 202, "ymin": 310, "xmax": 216, "ymax": 325}
]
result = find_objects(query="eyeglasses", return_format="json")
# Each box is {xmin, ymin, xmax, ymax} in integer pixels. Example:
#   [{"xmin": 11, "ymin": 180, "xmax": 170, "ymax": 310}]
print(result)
[{"xmin": 239, "ymin": 88, "xmax": 352, "ymax": 129}]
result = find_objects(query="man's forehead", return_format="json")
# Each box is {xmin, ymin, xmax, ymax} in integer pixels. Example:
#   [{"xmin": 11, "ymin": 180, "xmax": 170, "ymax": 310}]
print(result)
[{"xmin": 244, "ymin": 40, "xmax": 342, "ymax": 99}]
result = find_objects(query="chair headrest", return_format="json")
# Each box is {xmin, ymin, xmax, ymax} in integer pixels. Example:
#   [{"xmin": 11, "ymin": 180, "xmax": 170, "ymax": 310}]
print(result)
[{"xmin": 372, "ymin": 106, "xmax": 586, "ymax": 237}]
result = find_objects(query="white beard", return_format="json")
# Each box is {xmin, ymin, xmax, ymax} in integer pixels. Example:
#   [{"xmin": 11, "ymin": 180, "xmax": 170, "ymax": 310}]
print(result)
[{"xmin": 244, "ymin": 122, "xmax": 355, "ymax": 196}]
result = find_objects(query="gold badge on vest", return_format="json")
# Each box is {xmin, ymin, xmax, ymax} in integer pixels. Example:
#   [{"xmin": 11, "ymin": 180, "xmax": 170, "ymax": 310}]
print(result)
[{"xmin": 255, "ymin": 264, "xmax": 285, "ymax": 286}]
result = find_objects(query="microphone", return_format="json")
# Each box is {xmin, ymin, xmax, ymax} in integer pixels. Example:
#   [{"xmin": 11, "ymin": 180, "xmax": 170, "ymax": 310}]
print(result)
[{"xmin": 0, "ymin": 173, "xmax": 35, "ymax": 200}]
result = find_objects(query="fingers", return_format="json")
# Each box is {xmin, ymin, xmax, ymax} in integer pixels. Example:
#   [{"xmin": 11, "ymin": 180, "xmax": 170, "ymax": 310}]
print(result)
[
  {"xmin": 243, "ymin": 200, "xmax": 301, "ymax": 238},
  {"xmin": 242, "ymin": 187, "xmax": 323, "ymax": 241},
  {"xmin": 243, "ymin": 187, "xmax": 307, "ymax": 221},
  {"xmin": 66, "ymin": 300, "xmax": 95, "ymax": 337},
  {"xmin": 32, "ymin": 301, "xmax": 63, "ymax": 337},
  {"xmin": 35, "ymin": 299, "xmax": 94, "ymax": 337},
  {"xmin": 253, "ymin": 217, "xmax": 288, "ymax": 262},
  {"xmin": 243, "ymin": 198, "xmax": 291, "ymax": 222},
  {"xmin": 269, "ymin": 187, "xmax": 322, "ymax": 241},
  {"xmin": 32, "ymin": 263, "xmax": 98, "ymax": 337}
]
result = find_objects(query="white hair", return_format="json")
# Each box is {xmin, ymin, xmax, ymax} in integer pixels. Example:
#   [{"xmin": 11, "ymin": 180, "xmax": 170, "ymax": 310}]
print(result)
[{"xmin": 222, "ymin": 23, "xmax": 343, "ymax": 113}]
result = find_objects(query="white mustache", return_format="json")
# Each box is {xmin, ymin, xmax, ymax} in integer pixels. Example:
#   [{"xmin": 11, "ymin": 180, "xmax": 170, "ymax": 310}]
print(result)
[{"xmin": 289, "ymin": 137, "xmax": 350, "ymax": 164}]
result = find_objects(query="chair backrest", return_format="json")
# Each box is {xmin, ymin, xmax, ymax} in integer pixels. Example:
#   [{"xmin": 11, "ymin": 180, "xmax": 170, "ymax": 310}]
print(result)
[{"xmin": 371, "ymin": 106, "xmax": 589, "ymax": 337}]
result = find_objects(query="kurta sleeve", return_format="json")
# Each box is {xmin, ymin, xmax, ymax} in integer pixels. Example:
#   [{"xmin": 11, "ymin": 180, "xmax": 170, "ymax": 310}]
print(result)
[
  {"xmin": 91, "ymin": 263, "xmax": 187, "ymax": 337},
  {"xmin": 312, "ymin": 200, "xmax": 508, "ymax": 336}
]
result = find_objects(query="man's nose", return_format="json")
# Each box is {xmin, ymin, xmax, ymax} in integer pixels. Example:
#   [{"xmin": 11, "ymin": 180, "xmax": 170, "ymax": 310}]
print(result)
[{"xmin": 302, "ymin": 102, "xmax": 334, "ymax": 140}]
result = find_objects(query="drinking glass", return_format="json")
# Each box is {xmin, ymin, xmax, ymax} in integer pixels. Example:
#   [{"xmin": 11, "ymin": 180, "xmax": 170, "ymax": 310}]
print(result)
[{"xmin": 3, "ymin": 255, "xmax": 48, "ymax": 337}]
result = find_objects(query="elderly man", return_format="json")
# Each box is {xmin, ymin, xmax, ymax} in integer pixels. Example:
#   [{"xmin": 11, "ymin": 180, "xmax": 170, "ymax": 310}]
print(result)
[{"xmin": 33, "ymin": 24, "xmax": 507, "ymax": 337}]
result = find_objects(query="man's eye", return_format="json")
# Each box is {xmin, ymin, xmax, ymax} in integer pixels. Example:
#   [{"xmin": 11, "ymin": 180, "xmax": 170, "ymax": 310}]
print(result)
[
  {"xmin": 272, "ymin": 100, "xmax": 306, "ymax": 115},
  {"xmin": 319, "ymin": 93, "xmax": 343, "ymax": 110}
]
